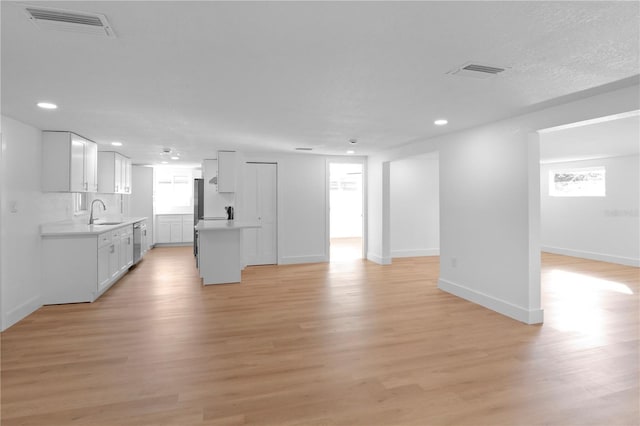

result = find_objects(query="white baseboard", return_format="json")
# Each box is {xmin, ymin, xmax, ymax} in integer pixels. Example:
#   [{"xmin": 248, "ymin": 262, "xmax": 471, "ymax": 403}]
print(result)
[
  {"xmin": 392, "ymin": 248, "xmax": 439, "ymax": 258},
  {"xmin": 367, "ymin": 252, "xmax": 391, "ymax": 265},
  {"xmin": 438, "ymin": 278, "xmax": 543, "ymax": 324},
  {"xmin": 542, "ymin": 246, "xmax": 640, "ymax": 267},
  {"xmin": 3, "ymin": 295, "xmax": 42, "ymax": 331},
  {"xmin": 280, "ymin": 255, "xmax": 328, "ymax": 265},
  {"xmin": 154, "ymin": 242, "xmax": 192, "ymax": 247}
]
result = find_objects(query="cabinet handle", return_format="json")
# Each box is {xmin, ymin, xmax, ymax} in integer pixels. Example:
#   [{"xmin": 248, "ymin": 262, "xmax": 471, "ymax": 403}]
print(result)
[
  {"xmin": 110, "ymin": 244, "xmax": 114, "ymax": 253},
  {"xmin": 84, "ymin": 182, "xmax": 88, "ymax": 190},
  {"xmin": 128, "ymin": 237, "xmax": 131, "ymax": 244}
]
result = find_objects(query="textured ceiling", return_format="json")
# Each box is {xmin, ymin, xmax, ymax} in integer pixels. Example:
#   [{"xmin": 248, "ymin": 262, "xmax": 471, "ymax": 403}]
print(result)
[{"xmin": 2, "ymin": 1, "xmax": 639, "ymax": 165}]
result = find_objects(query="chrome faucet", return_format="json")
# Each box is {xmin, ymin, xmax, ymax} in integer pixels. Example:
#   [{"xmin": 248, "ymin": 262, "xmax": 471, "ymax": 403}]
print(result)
[{"xmin": 89, "ymin": 199, "xmax": 106, "ymax": 225}]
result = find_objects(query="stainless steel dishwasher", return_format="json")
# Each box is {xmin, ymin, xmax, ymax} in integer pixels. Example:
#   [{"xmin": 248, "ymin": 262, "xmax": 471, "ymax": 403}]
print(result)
[{"xmin": 133, "ymin": 221, "xmax": 144, "ymax": 264}]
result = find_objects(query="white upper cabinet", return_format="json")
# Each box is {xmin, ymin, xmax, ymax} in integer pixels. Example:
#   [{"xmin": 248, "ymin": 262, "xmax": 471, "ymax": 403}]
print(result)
[
  {"xmin": 122, "ymin": 157, "xmax": 132, "ymax": 194},
  {"xmin": 98, "ymin": 151, "xmax": 132, "ymax": 194},
  {"xmin": 217, "ymin": 151, "xmax": 236, "ymax": 193},
  {"xmin": 42, "ymin": 131, "xmax": 98, "ymax": 193}
]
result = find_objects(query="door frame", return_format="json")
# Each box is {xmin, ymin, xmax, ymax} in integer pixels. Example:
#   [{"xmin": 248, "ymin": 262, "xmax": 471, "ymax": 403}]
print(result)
[{"xmin": 325, "ymin": 158, "xmax": 368, "ymax": 261}]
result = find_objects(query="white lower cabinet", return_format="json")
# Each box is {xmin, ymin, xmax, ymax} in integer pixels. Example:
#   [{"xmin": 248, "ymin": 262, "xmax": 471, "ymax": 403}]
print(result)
[
  {"xmin": 118, "ymin": 227, "xmax": 134, "ymax": 273},
  {"xmin": 97, "ymin": 233, "xmax": 112, "ymax": 293},
  {"xmin": 155, "ymin": 214, "xmax": 194, "ymax": 244},
  {"xmin": 42, "ymin": 224, "xmax": 135, "ymax": 304}
]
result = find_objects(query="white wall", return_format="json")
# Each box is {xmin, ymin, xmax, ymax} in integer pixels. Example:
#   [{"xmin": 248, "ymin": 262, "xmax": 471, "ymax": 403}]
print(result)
[
  {"xmin": 242, "ymin": 153, "xmax": 366, "ymax": 264},
  {"xmin": 541, "ymin": 155, "xmax": 640, "ymax": 266},
  {"xmin": 0, "ymin": 115, "xmax": 133, "ymax": 330},
  {"xmin": 131, "ymin": 165, "xmax": 154, "ymax": 245},
  {"xmin": 390, "ymin": 153, "xmax": 439, "ymax": 257},
  {"xmin": 1, "ymin": 116, "xmax": 46, "ymax": 330},
  {"xmin": 367, "ymin": 82, "xmax": 639, "ymax": 324}
]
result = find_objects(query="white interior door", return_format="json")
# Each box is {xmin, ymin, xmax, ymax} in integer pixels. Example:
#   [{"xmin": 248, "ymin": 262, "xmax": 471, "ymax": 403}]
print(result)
[{"xmin": 245, "ymin": 163, "xmax": 277, "ymax": 265}]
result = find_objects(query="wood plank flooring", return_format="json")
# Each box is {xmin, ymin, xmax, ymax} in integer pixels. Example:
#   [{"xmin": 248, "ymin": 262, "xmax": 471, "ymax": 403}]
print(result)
[{"xmin": 1, "ymin": 248, "xmax": 638, "ymax": 425}]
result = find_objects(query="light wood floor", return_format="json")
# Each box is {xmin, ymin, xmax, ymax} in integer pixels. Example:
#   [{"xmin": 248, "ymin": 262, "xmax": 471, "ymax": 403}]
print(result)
[
  {"xmin": 330, "ymin": 237, "xmax": 363, "ymax": 261},
  {"xmin": 1, "ymin": 249, "xmax": 638, "ymax": 425}
]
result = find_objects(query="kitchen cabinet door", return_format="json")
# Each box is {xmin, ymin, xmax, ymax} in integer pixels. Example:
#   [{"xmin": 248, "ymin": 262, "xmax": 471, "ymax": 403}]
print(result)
[
  {"xmin": 170, "ymin": 222, "xmax": 182, "ymax": 243},
  {"xmin": 70, "ymin": 136, "xmax": 86, "ymax": 192},
  {"xmin": 98, "ymin": 152, "xmax": 131, "ymax": 194},
  {"xmin": 109, "ymin": 232, "xmax": 121, "ymax": 279},
  {"xmin": 114, "ymin": 154, "xmax": 123, "ymax": 194},
  {"xmin": 97, "ymin": 244, "xmax": 111, "ymax": 293},
  {"xmin": 84, "ymin": 138, "xmax": 98, "ymax": 192},
  {"xmin": 156, "ymin": 221, "xmax": 172, "ymax": 243},
  {"xmin": 141, "ymin": 225, "xmax": 149, "ymax": 254},
  {"xmin": 42, "ymin": 131, "xmax": 98, "ymax": 193},
  {"xmin": 182, "ymin": 214, "xmax": 194, "ymax": 243},
  {"xmin": 124, "ymin": 227, "xmax": 134, "ymax": 268},
  {"xmin": 123, "ymin": 157, "xmax": 132, "ymax": 194}
]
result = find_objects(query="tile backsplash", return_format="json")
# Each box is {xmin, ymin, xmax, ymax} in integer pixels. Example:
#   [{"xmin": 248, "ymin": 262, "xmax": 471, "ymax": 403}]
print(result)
[{"xmin": 40, "ymin": 192, "xmax": 130, "ymax": 225}]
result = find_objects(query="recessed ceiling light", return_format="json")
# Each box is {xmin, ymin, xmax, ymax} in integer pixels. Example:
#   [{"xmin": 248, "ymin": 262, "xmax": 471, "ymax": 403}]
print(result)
[
  {"xmin": 37, "ymin": 102, "xmax": 57, "ymax": 109},
  {"xmin": 161, "ymin": 161, "xmax": 168, "ymax": 164},
  {"xmin": 434, "ymin": 119, "xmax": 448, "ymax": 126},
  {"xmin": 346, "ymin": 150, "xmax": 355, "ymax": 154},
  {"xmin": 171, "ymin": 156, "xmax": 179, "ymax": 160},
  {"xmin": 349, "ymin": 138, "xmax": 358, "ymax": 144},
  {"xmin": 111, "ymin": 141, "xmax": 123, "ymax": 146}
]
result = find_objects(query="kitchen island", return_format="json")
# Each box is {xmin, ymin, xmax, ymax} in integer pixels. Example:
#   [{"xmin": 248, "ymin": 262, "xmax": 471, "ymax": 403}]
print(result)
[{"xmin": 196, "ymin": 220, "xmax": 259, "ymax": 285}]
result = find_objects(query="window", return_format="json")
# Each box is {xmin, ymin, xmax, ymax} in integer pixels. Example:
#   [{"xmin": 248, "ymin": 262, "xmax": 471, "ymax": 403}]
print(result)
[
  {"xmin": 549, "ymin": 166, "xmax": 606, "ymax": 197},
  {"xmin": 154, "ymin": 167, "xmax": 197, "ymax": 213}
]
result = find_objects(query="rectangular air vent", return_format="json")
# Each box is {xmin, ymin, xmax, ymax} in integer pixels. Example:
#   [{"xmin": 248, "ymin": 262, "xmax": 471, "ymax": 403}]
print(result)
[
  {"xmin": 24, "ymin": 6, "xmax": 116, "ymax": 38},
  {"xmin": 447, "ymin": 62, "xmax": 508, "ymax": 79},
  {"xmin": 295, "ymin": 147, "xmax": 313, "ymax": 151}
]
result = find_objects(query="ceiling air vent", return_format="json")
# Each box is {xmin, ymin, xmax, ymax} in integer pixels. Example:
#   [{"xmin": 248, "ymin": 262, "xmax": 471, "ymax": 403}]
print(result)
[
  {"xmin": 24, "ymin": 6, "xmax": 116, "ymax": 38},
  {"xmin": 295, "ymin": 147, "xmax": 313, "ymax": 151},
  {"xmin": 447, "ymin": 62, "xmax": 508, "ymax": 79}
]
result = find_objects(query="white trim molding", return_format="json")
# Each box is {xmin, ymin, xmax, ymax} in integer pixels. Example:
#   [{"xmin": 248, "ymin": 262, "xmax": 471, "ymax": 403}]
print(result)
[
  {"xmin": 438, "ymin": 278, "xmax": 544, "ymax": 325},
  {"xmin": 3, "ymin": 295, "xmax": 41, "ymax": 331},
  {"xmin": 542, "ymin": 246, "xmax": 640, "ymax": 267},
  {"xmin": 367, "ymin": 252, "xmax": 391, "ymax": 265},
  {"xmin": 280, "ymin": 255, "xmax": 328, "ymax": 265},
  {"xmin": 392, "ymin": 248, "xmax": 439, "ymax": 258}
]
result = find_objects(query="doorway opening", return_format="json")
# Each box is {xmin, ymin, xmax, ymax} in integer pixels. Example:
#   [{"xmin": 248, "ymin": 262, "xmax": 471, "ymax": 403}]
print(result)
[
  {"xmin": 329, "ymin": 163, "xmax": 364, "ymax": 261},
  {"xmin": 536, "ymin": 110, "xmax": 639, "ymax": 328}
]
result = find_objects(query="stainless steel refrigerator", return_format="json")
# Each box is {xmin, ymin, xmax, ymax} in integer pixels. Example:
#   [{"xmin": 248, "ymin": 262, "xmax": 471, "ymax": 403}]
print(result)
[{"xmin": 193, "ymin": 178, "xmax": 204, "ymax": 257}]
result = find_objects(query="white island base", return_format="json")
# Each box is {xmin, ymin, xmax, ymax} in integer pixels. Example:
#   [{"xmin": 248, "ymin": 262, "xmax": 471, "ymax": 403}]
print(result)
[{"xmin": 196, "ymin": 221, "xmax": 259, "ymax": 285}]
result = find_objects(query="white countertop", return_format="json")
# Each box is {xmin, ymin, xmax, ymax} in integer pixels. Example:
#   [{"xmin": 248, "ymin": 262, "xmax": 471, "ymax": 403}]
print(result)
[
  {"xmin": 41, "ymin": 217, "xmax": 148, "ymax": 237},
  {"xmin": 195, "ymin": 220, "xmax": 260, "ymax": 231}
]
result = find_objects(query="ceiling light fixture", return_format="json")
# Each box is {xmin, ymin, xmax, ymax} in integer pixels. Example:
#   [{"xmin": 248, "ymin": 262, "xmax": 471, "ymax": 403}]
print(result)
[
  {"xmin": 37, "ymin": 102, "xmax": 57, "ymax": 109},
  {"xmin": 161, "ymin": 161, "xmax": 168, "ymax": 164},
  {"xmin": 111, "ymin": 141, "xmax": 122, "ymax": 146},
  {"xmin": 349, "ymin": 138, "xmax": 358, "ymax": 144},
  {"xmin": 171, "ymin": 156, "xmax": 179, "ymax": 160},
  {"xmin": 347, "ymin": 150, "xmax": 355, "ymax": 154},
  {"xmin": 434, "ymin": 119, "xmax": 448, "ymax": 126}
]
